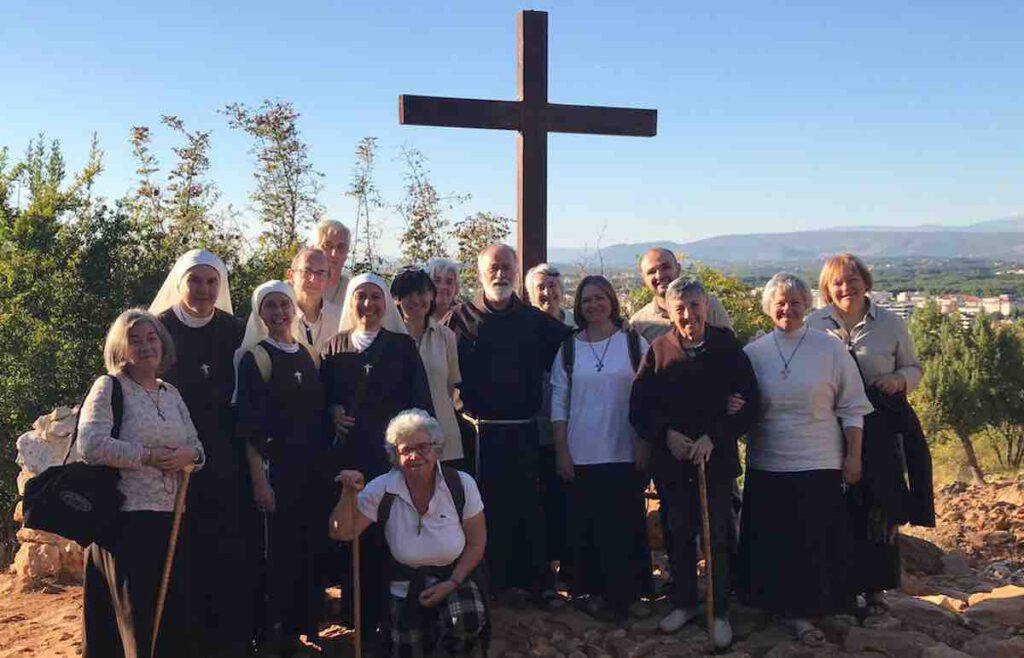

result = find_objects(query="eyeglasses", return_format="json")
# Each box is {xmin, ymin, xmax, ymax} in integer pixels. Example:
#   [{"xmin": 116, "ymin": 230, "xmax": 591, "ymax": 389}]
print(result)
[
  {"xmin": 397, "ymin": 442, "xmax": 435, "ymax": 457},
  {"xmin": 296, "ymin": 268, "xmax": 328, "ymax": 280}
]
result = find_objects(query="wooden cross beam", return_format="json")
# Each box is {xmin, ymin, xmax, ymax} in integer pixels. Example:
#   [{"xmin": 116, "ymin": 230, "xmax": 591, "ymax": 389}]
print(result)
[{"xmin": 399, "ymin": 10, "xmax": 658, "ymax": 278}]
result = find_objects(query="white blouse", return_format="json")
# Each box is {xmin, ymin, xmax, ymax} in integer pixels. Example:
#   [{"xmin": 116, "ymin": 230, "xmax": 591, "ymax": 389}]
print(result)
[
  {"xmin": 359, "ymin": 466, "xmax": 484, "ymax": 598},
  {"xmin": 743, "ymin": 328, "xmax": 873, "ymax": 472},
  {"xmin": 549, "ymin": 331, "xmax": 647, "ymax": 465}
]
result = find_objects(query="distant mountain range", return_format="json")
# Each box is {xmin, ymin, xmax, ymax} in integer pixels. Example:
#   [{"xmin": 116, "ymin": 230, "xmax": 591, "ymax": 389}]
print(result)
[{"xmin": 548, "ymin": 215, "xmax": 1024, "ymax": 267}]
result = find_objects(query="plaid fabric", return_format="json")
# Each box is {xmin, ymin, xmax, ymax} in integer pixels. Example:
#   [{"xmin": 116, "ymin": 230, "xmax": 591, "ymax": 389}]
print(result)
[{"xmin": 388, "ymin": 578, "xmax": 488, "ymax": 657}]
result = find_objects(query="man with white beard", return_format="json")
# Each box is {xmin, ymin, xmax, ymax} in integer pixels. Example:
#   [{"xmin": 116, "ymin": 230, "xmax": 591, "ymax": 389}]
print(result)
[{"xmin": 446, "ymin": 245, "xmax": 572, "ymax": 600}]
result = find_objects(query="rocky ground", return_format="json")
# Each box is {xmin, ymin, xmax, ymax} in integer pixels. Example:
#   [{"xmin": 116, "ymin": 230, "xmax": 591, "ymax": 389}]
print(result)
[{"xmin": 1, "ymin": 475, "xmax": 1022, "ymax": 657}]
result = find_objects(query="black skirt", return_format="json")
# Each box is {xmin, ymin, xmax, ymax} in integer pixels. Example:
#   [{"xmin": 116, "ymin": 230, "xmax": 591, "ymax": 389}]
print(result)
[
  {"xmin": 567, "ymin": 462, "xmax": 651, "ymax": 612},
  {"xmin": 738, "ymin": 469, "xmax": 853, "ymax": 617}
]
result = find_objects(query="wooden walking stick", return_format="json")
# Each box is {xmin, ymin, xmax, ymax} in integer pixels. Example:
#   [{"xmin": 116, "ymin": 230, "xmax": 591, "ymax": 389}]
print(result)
[
  {"xmin": 351, "ymin": 493, "xmax": 362, "ymax": 658},
  {"xmin": 697, "ymin": 461, "xmax": 715, "ymax": 641},
  {"xmin": 151, "ymin": 465, "xmax": 194, "ymax": 658}
]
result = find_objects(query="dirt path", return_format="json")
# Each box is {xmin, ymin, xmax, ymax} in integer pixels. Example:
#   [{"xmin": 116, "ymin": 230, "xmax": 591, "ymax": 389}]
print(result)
[{"xmin": 0, "ymin": 576, "xmax": 81, "ymax": 658}]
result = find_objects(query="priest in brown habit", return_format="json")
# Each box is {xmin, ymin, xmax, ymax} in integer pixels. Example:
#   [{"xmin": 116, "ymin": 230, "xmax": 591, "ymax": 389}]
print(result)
[{"xmin": 446, "ymin": 245, "xmax": 572, "ymax": 599}]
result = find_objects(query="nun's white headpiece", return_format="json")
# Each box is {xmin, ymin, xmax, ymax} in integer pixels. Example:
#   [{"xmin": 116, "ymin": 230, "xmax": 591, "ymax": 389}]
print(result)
[
  {"xmin": 149, "ymin": 249, "xmax": 233, "ymax": 316},
  {"xmin": 339, "ymin": 273, "xmax": 408, "ymax": 335},
  {"xmin": 232, "ymin": 280, "xmax": 308, "ymax": 401}
]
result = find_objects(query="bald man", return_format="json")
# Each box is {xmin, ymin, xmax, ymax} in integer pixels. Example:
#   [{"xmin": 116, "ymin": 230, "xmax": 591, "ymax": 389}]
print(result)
[
  {"xmin": 446, "ymin": 244, "xmax": 572, "ymax": 599},
  {"xmin": 629, "ymin": 248, "xmax": 732, "ymax": 343}
]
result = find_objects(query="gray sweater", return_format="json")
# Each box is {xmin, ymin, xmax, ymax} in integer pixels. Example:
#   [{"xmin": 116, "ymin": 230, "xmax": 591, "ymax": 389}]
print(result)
[{"xmin": 743, "ymin": 328, "xmax": 873, "ymax": 472}]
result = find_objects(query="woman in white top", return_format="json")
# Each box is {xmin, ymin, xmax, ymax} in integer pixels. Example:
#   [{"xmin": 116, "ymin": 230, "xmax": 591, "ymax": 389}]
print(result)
[
  {"xmin": 806, "ymin": 254, "xmax": 932, "ymax": 618},
  {"xmin": 79, "ymin": 309, "xmax": 204, "ymax": 658},
  {"xmin": 739, "ymin": 273, "xmax": 873, "ymax": 646},
  {"xmin": 391, "ymin": 268, "xmax": 464, "ymax": 465},
  {"xmin": 550, "ymin": 275, "xmax": 650, "ymax": 624},
  {"xmin": 331, "ymin": 409, "xmax": 488, "ymax": 657}
]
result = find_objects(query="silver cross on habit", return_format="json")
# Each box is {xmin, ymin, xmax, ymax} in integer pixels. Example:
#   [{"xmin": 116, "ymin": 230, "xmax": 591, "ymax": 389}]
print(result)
[
  {"xmin": 200, "ymin": 364, "xmax": 211, "ymax": 379},
  {"xmin": 363, "ymin": 363, "xmax": 373, "ymax": 376},
  {"xmin": 294, "ymin": 371, "xmax": 303, "ymax": 384}
]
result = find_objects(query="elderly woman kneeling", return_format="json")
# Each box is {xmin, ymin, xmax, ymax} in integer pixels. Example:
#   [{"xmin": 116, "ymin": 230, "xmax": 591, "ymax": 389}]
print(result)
[{"xmin": 330, "ymin": 409, "xmax": 489, "ymax": 657}]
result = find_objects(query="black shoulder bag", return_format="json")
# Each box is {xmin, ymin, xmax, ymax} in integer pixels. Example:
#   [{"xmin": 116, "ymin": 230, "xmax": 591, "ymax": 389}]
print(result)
[{"xmin": 22, "ymin": 375, "xmax": 125, "ymax": 547}]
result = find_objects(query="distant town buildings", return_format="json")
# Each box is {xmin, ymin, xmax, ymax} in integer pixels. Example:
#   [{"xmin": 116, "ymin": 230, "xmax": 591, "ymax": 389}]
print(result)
[{"xmin": 810, "ymin": 288, "xmax": 1019, "ymax": 325}]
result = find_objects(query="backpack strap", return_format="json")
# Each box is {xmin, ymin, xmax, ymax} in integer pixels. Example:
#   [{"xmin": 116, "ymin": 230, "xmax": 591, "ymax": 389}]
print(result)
[
  {"xmin": 378, "ymin": 492, "xmax": 397, "ymax": 527},
  {"xmin": 249, "ymin": 344, "xmax": 273, "ymax": 383},
  {"xmin": 441, "ymin": 466, "xmax": 466, "ymax": 523},
  {"xmin": 626, "ymin": 328, "xmax": 643, "ymax": 372},
  {"xmin": 560, "ymin": 330, "xmax": 577, "ymax": 403},
  {"xmin": 377, "ymin": 467, "xmax": 467, "ymax": 527},
  {"xmin": 65, "ymin": 374, "xmax": 125, "ymax": 465},
  {"xmin": 109, "ymin": 376, "xmax": 124, "ymax": 439}
]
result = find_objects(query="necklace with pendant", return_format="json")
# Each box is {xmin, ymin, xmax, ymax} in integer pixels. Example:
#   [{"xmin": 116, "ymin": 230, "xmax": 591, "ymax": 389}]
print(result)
[
  {"xmin": 585, "ymin": 328, "xmax": 614, "ymax": 372},
  {"xmin": 130, "ymin": 376, "xmax": 166, "ymax": 420},
  {"xmin": 772, "ymin": 327, "xmax": 809, "ymax": 379}
]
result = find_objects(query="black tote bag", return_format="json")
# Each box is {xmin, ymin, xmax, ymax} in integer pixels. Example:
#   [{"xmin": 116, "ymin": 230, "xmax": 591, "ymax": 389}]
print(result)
[{"xmin": 22, "ymin": 376, "xmax": 125, "ymax": 547}]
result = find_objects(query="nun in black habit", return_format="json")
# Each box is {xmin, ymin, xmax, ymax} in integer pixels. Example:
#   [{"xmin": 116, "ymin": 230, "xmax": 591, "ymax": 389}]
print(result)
[
  {"xmin": 320, "ymin": 272, "xmax": 433, "ymax": 642},
  {"xmin": 149, "ymin": 249, "xmax": 249, "ymax": 656},
  {"xmin": 234, "ymin": 280, "xmax": 330, "ymax": 656}
]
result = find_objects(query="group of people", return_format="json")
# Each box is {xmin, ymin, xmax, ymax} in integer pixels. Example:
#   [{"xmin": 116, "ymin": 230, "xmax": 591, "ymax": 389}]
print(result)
[{"xmin": 73, "ymin": 217, "xmax": 934, "ymax": 657}]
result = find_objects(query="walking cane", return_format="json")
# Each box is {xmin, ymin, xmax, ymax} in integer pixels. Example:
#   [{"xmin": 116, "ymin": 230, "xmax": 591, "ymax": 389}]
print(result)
[
  {"xmin": 697, "ymin": 461, "xmax": 714, "ymax": 643},
  {"xmin": 151, "ymin": 465, "xmax": 194, "ymax": 658},
  {"xmin": 351, "ymin": 493, "xmax": 362, "ymax": 658}
]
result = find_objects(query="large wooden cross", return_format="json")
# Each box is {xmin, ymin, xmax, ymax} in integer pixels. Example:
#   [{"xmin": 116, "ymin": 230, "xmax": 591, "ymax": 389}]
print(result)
[{"xmin": 399, "ymin": 10, "xmax": 657, "ymax": 277}]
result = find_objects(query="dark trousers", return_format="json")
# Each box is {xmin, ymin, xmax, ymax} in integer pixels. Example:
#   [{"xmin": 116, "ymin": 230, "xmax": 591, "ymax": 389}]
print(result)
[
  {"xmin": 568, "ymin": 463, "xmax": 651, "ymax": 614},
  {"xmin": 83, "ymin": 511, "xmax": 191, "ymax": 658},
  {"xmin": 653, "ymin": 453, "xmax": 732, "ymax": 616},
  {"xmin": 474, "ymin": 422, "xmax": 545, "ymax": 592},
  {"xmin": 538, "ymin": 445, "xmax": 568, "ymax": 566},
  {"xmin": 846, "ymin": 484, "xmax": 902, "ymax": 594}
]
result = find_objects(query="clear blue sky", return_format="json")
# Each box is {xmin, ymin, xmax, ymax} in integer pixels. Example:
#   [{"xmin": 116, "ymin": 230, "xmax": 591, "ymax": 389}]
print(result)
[{"xmin": 4, "ymin": 0, "xmax": 1024, "ymax": 253}]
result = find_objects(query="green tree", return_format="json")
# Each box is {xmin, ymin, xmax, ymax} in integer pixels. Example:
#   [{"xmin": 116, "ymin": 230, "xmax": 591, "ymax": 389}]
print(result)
[
  {"xmin": 346, "ymin": 137, "xmax": 386, "ymax": 274},
  {"xmin": 396, "ymin": 147, "xmax": 467, "ymax": 265},
  {"xmin": 451, "ymin": 211, "xmax": 511, "ymax": 292},
  {"xmin": 694, "ymin": 262, "xmax": 772, "ymax": 345},
  {"xmin": 223, "ymin": 100, "xmax": 324, "ymax": 249},
  {"xmin": 909, "ymin": 310, "xmax": 987, "ymax": 482}
]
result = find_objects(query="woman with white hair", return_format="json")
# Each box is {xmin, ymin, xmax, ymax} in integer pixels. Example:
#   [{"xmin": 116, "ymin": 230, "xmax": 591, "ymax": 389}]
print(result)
[
  {"xmin": 80, "ymin": 309, "xmax": 204, "ymax": 657},
  {"xmin": 149, "ymin": 248, "xmax": 249, "ymax": 655},
  {"xmin": 425, "ymin": 257, "xmax": 462, "ymax": 322},
  {"xmin": 330, "ymin": 409, "xmax": 488, "ymax": 657},
  {"xmin": 316, "ymin": 219, "xmax": 352, "ymax": 307},
  {"xmin": 739, "ymin": 273, "xmax": 872, "ymax": 646},
  {"xmin": 321, "ymin": 273, "xmax": 434, "ymax": 640},
  {"xmin": 234, "ymin": 281, "xmax": 328, "ymax": 656}
]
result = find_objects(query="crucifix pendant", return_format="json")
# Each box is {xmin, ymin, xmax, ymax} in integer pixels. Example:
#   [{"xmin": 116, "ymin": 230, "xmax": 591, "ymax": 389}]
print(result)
[
  {"xmin": 200, "ymin": 363, "xmax": 211, "ymax": 379},
  {"xmin": 781, "ymin": 366, "xmax": 790, "ymax": 380},
  {"xmin": 595, "ymin": 363, "xmax": 604, "ymax": 372},
  {"xmin": 363, "ymin": 363, "xmax": 373, "ymax": 376},
  {"xmin": 294, "ymin": 371, "xmax": 303, "ymax": 384}
]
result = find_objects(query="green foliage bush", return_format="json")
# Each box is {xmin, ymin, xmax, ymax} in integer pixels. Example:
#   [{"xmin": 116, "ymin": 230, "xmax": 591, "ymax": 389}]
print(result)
[{"xmin": 0, "ymin": 138, "xmax": 293, "ymax": 565}]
